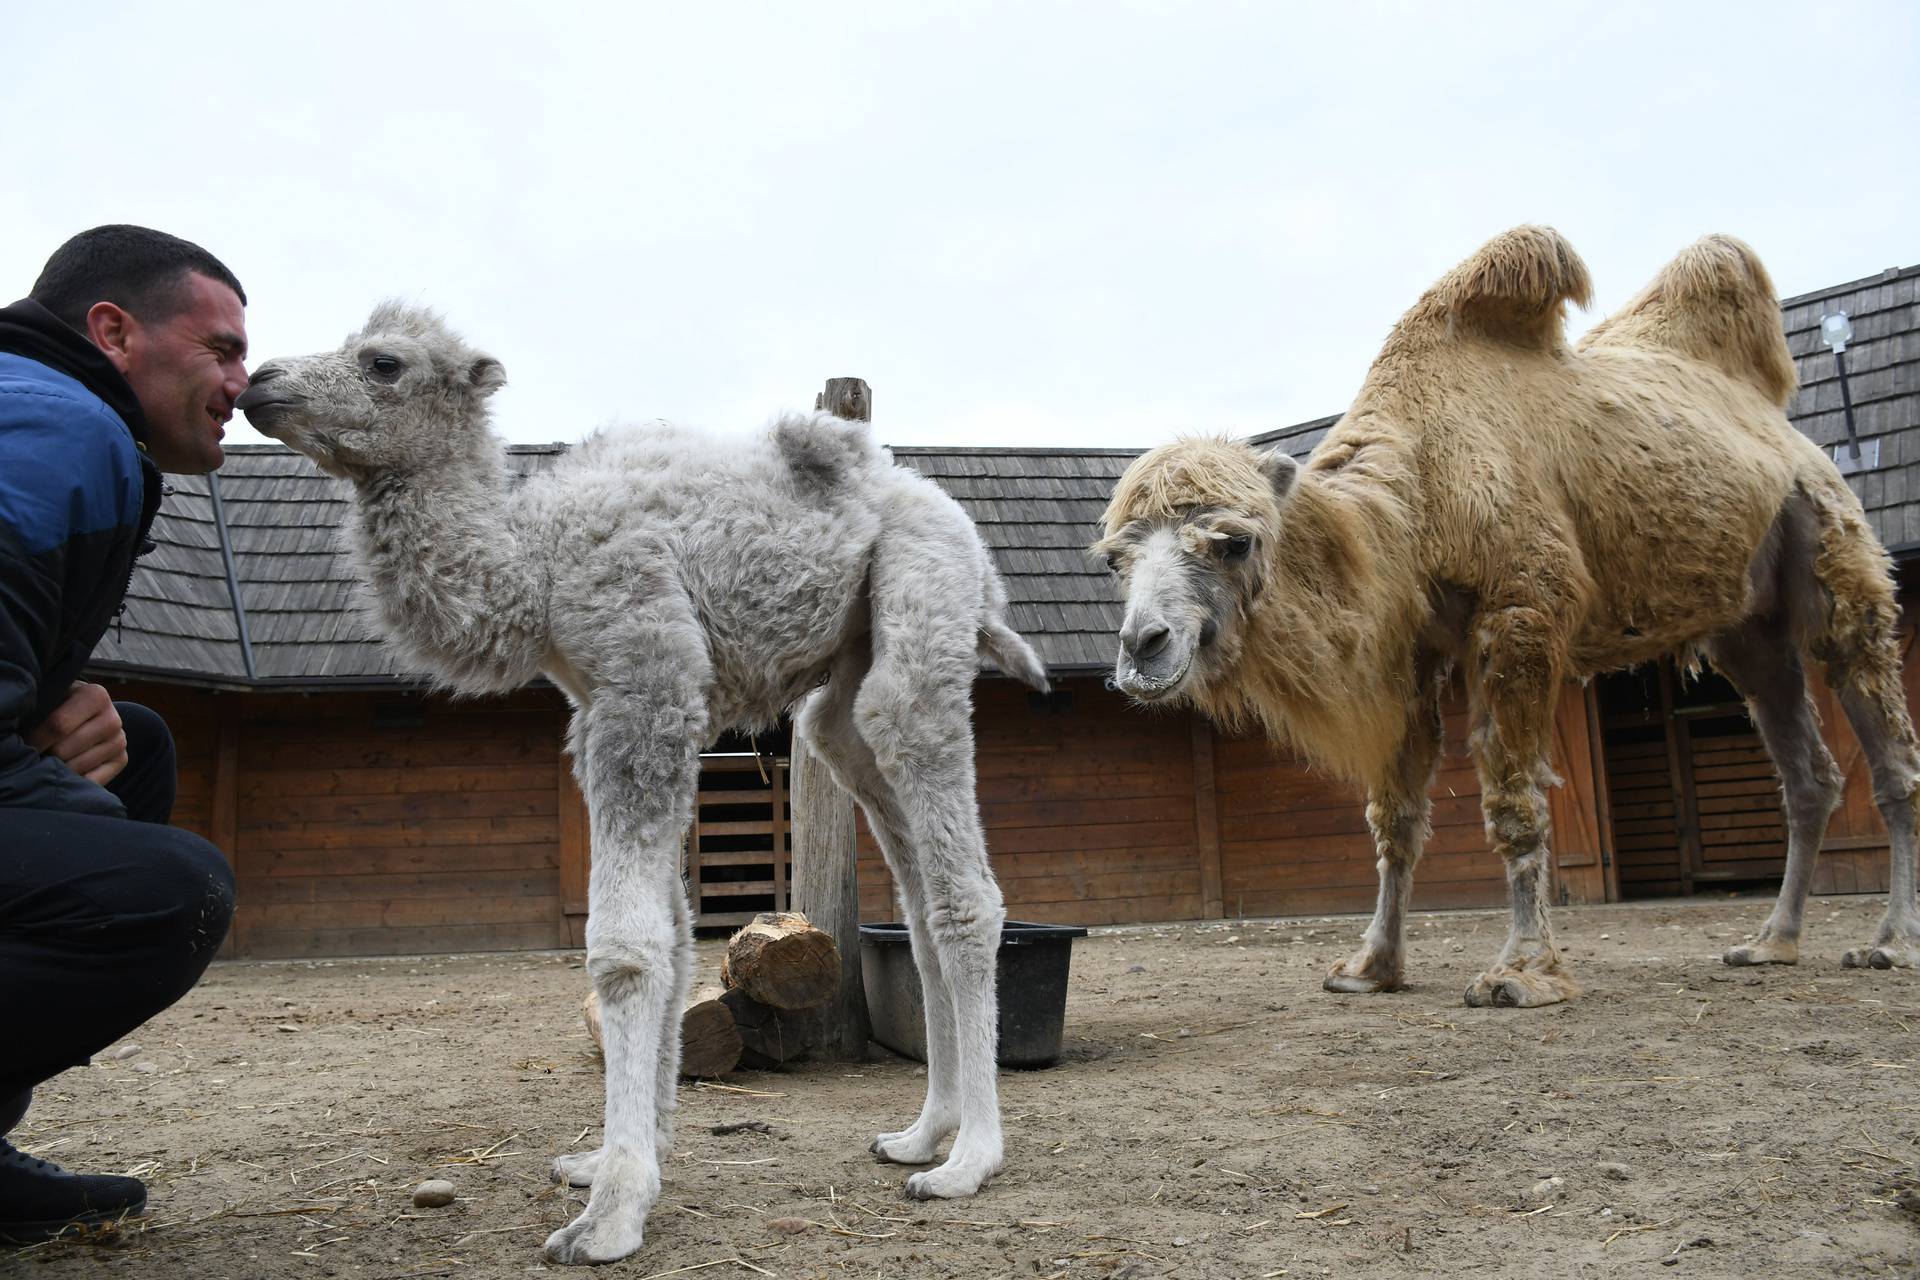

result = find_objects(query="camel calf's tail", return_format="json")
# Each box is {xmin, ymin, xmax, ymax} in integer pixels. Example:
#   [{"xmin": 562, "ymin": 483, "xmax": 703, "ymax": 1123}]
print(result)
[
  {"xmin": 1421, "ymin": 224, "xmax": 1594, "ymax": 352},
  {"xmin": 978, "ymin": 564, "xmax": 1050, "ymax": 692},
  {"xmin": 1579, "ymin": 234, "xmax": 1797, "ymax": 407}
]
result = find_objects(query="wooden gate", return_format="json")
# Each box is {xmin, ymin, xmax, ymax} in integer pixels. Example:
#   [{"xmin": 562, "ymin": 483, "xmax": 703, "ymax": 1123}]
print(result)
[{"xmin": 685, "ymin": 754, "xmax": 791, "ymax": 928}]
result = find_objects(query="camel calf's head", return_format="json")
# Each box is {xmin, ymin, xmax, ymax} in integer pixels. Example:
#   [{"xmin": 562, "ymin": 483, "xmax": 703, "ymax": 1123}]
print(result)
[
  {"xmin": 236, "ymin": 303, "xmax": 505, "ymax": 481},
  {"xmin": 1094, "ymin": 436, "xmax": 1296, "ymax": 703}
]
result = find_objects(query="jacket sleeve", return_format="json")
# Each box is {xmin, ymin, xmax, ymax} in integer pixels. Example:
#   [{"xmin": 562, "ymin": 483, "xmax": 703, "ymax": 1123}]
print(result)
[{"xmin": 0, "ymin": 394, "xmax": 132, "ymax": 817}]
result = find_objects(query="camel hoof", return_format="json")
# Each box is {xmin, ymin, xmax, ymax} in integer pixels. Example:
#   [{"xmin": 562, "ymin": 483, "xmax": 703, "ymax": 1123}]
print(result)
[
  {"xmin": 1848, "ymin": 943, "xmax": 1920, "ymax": 970},
  {"xmin": 1324, "ymin": 953, "xmax": 1402, "ymax": 994},
  {"xmin": 871, "ymin": 1129, "xmax": 943, "ymax": 1165},
  {"xmin": 543, "ymin": 1212, "xmax": 645, "ymax": 1265},
  {"xmin": 903, "ymin": 1155, "xmax": 998, "ymax": 1200},
  {"xmin": 1724, "ymin": 941, "xmax": 1798, "ymax": 967},
  {"xmin": 1464, "ymin": 968, "xmax": 1576, "ymax": 1009},
  {"xmin": 552, "ymin": 1148, "xmax": 605, "ymax": 1188},
  {"xmin": 1323, "ymin": 971, "xmax": 1397, "ymax": 994}
]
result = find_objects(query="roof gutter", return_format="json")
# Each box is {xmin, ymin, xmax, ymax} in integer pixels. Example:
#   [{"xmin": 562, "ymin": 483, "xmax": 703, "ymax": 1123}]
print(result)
[{"xmin": 206, "ymin": 471, "xmax": 257, "ymax": 680}]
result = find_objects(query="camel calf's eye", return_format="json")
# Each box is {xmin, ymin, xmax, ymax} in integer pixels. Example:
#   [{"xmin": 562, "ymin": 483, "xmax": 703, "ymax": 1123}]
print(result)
[
  {"xmin": 369, "ymin": 355, "xmax": 402, "ymax": 381},
  {"xmin": 1221, "ymin": 535, "xmax": 1252, "ymax": 561}
]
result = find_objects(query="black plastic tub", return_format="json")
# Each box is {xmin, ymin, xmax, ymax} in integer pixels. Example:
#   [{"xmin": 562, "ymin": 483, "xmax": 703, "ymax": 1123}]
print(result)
[{"xmin": 859, "ymin": 920, "xmax": 1089, "ymax": 1068}]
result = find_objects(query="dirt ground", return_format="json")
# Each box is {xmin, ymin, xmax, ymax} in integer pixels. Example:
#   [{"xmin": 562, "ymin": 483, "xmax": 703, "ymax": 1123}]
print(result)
[{"xmin": 6, "ymin": 894, "xmax": 1919, "ymax": 1280}]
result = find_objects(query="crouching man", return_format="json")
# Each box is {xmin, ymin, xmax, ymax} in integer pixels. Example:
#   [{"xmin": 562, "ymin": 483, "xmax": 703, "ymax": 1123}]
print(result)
[{"xmin": 0, "ymin": 226, "xmax": 247, "ymax": 1242}]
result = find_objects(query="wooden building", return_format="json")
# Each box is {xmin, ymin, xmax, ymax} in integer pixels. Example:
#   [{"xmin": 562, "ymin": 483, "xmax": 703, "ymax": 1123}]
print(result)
[{"xmin": 86, "ymin": 262, "xmax": 1919, "ymax": 957}]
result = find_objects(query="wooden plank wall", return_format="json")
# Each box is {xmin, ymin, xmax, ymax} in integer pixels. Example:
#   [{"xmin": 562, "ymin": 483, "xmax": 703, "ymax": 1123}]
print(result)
[
  {"xmin": 104, "ymin": 681, "xmax": 573, "ymax": 958},
  {"xmin": 857, "ymin": 678, "xmax": 1609, "ymax": 927},
  {"xmin": 856, "ymin": 680, "xmax": 1206, "ymax": 927}
]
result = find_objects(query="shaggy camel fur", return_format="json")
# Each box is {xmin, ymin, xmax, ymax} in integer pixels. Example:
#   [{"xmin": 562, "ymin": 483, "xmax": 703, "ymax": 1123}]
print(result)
[
  {"xmin": 1097, "ymin": 227, "xmax": 1920, "ymax": 1007},
  {"xmin": 235, "ymin": 304, "xmax": 1048, "ymax": 1265}
]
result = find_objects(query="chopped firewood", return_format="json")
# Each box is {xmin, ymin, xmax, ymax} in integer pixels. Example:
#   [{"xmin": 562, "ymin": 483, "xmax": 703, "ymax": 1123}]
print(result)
[
  {"xmin": 721, "ymin": 912, "xmax": 841, "ymax": 1010},
  {"xmin": 583, "ymin": 987, "xmax": 745, "ymax": 1078},
  {"xmin": 720, "ymin": 987, "xmax": 816, "ymax": 1067}
]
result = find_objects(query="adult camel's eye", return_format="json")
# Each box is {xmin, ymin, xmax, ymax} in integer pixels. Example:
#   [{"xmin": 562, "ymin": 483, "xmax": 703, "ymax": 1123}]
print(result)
[{"xmin": 1220, "ymin": 535, "xmax": 1253, "ymax": 562}]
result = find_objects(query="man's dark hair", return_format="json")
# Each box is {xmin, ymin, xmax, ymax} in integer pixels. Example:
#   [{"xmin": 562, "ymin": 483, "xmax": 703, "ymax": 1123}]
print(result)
[{"xmin": 29, "ymin": 225, "xmax": 246, "ymax": 332}]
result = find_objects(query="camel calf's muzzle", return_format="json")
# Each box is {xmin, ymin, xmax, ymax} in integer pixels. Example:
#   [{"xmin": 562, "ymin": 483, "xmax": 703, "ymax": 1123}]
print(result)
[{"xmin": 235, "ymin": 364, "xmax": 303, "ymax": 429}]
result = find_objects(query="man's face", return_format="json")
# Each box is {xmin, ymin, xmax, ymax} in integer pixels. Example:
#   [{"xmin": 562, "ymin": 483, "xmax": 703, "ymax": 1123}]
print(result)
[{"xmin": 112, "ymin": 272, "xmax": 249, "ymax": 474}]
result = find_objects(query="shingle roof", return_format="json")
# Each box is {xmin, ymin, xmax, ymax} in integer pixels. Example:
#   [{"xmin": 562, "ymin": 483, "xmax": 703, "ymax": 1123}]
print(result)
[
  {"xmin": 1777, "ymin": 265, "xmax": 1920, "ymax": 551},
  {"xmin": 86, "ymin": 260, "xmax": 1920, "ymax": 687}
]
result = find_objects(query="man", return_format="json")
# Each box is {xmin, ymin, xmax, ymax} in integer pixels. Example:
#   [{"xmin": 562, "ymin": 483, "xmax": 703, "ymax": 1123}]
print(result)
[{"xmin": 0, "ymin": 226, "xmax": 246, "ymax": 1242}]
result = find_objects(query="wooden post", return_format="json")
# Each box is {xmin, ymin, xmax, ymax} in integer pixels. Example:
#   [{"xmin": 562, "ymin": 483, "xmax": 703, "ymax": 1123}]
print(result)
[
  {"xmin": 558, "ymin": 748, "xmax": 591, "ymax": 949},
  {"xmin": 1190, "ymin": 716, "xmax": 1224, "ymax": 919},
  {"xmin": 212, "ymin": 697, "xmax": 242, "ymax": 957},
  {"xmin": 789, "ymin": 376, "xmax": 873, "ymax": 1059}
]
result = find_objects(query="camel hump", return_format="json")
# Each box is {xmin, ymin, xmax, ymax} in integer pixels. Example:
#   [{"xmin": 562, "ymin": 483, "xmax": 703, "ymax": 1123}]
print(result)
[
  {"xmin": 771, "ymin": 411, "xmax": 882, "ymax": 490},
  {"xmin": 1422, "ymin": 225, "xmax": 1593, "ymax": 352},
  {"xmin": 1579, "ymin": 235, "xmax": 1796, "ymax": 407}
]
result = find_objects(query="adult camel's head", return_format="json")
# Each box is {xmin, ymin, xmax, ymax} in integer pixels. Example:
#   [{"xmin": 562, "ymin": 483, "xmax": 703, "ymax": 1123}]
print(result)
[
  {"xmin": 1094, "ymin": 436, "xmax": 1298, "ymax": 704},
  {"xmin": 235, "ymin": 302, "xmax": 505, "ymax": 481}
]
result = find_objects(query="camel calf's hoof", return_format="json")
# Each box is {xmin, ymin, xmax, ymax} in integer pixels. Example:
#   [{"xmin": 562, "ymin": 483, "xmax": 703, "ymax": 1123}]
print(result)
[
  {"xmin": 1723, "ymin": 941, "xmax": 1799, "ymax": 966},
  {"xmin": 543, "ymin": 1212, "xmax": 646, "ymax": 1266},
  {"xmin": 1463, "ymin": 967, "xmax": 1578, "ymax": 1009},
  {"xmin": 903, "ymin": 1153, "xmax": 999, "ymax": 1200},
  {"xmin": 870, "ymin": 1121, "xmax": 953, "ymax": 1166},
  {"xmin": 551, "ymin": 1148, "xmax": 604, "ymax": 1188},
  {"xmin": 1843, "ymin": 942, "xmax": 1920, "ymax": 969}
]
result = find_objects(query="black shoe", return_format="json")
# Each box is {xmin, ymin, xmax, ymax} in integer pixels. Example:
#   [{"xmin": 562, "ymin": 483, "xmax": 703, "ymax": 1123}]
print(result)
[{"xmin": 0, "ymin": 1139, "xmax": 147, "ymax": 1245}]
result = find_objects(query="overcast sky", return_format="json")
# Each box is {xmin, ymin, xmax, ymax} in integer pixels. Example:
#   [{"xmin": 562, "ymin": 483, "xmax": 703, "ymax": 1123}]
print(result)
[{"xmin": 4, "ymin": 1, "xmax": 1915, "ymax": 452}]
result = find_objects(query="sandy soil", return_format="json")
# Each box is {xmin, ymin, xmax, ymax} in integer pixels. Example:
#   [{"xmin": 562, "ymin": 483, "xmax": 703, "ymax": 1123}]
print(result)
[{"xmin": 6, "ymin": 894, "xmax": 1919, "ymax": 1279}]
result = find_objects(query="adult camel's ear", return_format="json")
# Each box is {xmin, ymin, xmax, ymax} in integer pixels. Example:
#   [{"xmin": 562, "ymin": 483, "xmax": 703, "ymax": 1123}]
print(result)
[
  {"xmin": 467, "ymin": 356, "xmax": 506, "ymax": 396},
  {"xmin": 1258, "ymin": 448, "xmax": 1298, "ymax": 504}
]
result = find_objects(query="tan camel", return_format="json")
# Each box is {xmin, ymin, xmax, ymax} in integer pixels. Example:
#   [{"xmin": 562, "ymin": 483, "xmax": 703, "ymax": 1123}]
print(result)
[{"xmin": 1096, "ymin": 226, "xmax": 1920, "ymax": 1007}]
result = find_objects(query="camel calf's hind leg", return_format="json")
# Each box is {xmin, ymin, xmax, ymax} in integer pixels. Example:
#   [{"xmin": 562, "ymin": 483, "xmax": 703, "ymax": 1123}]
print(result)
[{"xmin": 1326, "ymin": 665, "xmax": 1446, "ymax": 994}]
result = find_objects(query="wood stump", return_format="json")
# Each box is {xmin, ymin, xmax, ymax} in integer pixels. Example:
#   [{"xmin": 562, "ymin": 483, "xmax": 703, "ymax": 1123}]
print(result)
[{"xmin": 581, "ymin": 911, "xmax": 843, "ymax": 1076}]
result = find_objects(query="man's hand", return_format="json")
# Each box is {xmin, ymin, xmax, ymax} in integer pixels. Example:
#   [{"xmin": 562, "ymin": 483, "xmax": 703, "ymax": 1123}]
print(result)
[{"xmin": 25, "ymin": 682, "xmax": 127, "ymax": 786}]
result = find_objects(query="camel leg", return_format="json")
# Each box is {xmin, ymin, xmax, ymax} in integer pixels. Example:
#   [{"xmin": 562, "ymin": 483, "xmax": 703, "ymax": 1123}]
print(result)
[
  {"xmin": 1705, "ymin": 619, "xmax": 1843, "ymax": 966},
  {"xmin": 1326, "ymin": 659, "xmax": 1447, "ymax": 993},
  {"xmin": 1463, "ymin": 606, "xmax": 1579, "ymax": 1009},
  {"xmin": 798, "ymin": 638, "xmax": 966, "ymax": 1170},
  {"xmin": 1833, "ymin": 671, "xmax": 1920, "ymax": 969},
  {"xmin": 545, "ymin": 678, "xmax": 707, "ymax": 1266},
  {"xmin": 553, "ymin": 841, "xmax": 693, "ymax": 1193}
]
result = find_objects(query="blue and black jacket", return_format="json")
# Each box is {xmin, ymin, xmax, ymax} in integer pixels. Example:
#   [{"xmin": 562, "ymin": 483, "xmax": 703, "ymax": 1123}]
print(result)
[{"xmin": 0, "ymin": 299, "xmax": 164, "ymax": 816}]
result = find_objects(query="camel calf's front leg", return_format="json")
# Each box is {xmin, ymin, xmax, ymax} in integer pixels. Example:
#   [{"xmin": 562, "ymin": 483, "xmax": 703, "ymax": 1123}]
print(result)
[{"xmin": 544, "ymin": 688, "xmax": 704, "ymax": 1266}]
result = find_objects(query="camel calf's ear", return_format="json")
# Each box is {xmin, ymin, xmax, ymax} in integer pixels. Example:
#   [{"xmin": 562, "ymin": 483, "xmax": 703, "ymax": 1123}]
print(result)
[
  {"xmin": 468, "ymin": 356, "xmax": 507, "ymax": 396},
  {"xmin": 1259, "ymin": 449, "xmax": 1299, "ymax": 504}
]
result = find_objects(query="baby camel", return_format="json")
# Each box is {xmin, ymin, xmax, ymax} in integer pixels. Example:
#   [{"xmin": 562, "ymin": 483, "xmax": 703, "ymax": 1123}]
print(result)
[
  {"xmin": 1098, "ymin": 228, "xmax": 1920, "ymax": 1007},
  {"xmin": 237, "ymin": 304, "xmax": 1048, "ymax": 1264}
]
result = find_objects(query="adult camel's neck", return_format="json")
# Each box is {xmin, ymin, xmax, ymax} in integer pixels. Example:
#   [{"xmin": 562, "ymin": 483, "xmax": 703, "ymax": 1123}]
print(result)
[
  {"xmin": 1200, "ymin": 465, "xmax": 1430, "ymax": 789},
  {"xmin": 346, "ymin": 442, "xmax": 550, "ymax": 694}
]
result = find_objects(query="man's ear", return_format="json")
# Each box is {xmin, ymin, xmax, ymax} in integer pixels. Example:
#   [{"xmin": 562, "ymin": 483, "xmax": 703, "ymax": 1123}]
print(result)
[
  {"xmin": 85, "ymin": 301, "xmax": 138, "ymax": 375},
  {"xmin": 1258, "ymin": 448, "xmax": 1298, "ymax": 504}
]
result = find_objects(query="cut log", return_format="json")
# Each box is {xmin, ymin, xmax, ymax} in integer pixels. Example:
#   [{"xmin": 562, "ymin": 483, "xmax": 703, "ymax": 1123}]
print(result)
[
  {"xmin": 583, "ymin": 987, "xmax": 745, "ymax": 1079},
  {"xmin": 679, "ymin": 987, "xmax": 744, "ymax": 1079},
  {"xmin": 721, "ymin": 911, "xmax": 841, "ymax": 1010},
  {"xmin": 720, "ymin": 987, "xmax": 816, "ymax": 1068}
]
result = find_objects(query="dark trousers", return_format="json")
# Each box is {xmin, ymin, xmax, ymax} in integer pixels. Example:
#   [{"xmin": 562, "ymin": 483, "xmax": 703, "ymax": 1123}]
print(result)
[{"xmin": 0, "ymin": 703, "xmax": 236, "ymax": 1134}]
